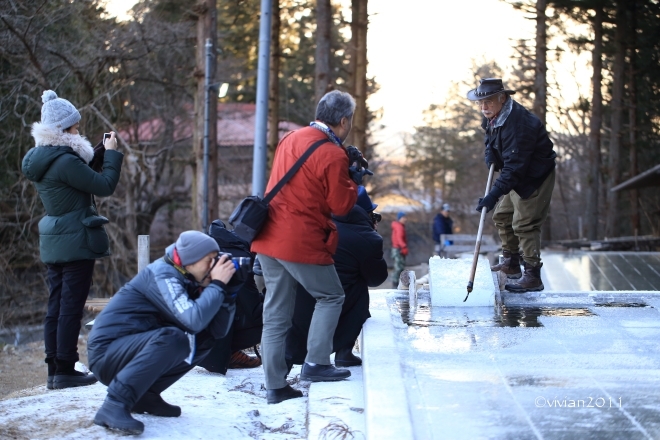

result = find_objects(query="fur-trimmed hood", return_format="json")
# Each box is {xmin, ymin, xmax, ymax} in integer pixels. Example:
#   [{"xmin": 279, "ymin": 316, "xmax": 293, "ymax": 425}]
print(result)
[
  {"xmin": 31, "ymin": 122, "xmax": 93, "ymax": 163},
  {"xmin": 22, "ymin": 123, "xmax": 94, "ymax": 182}
]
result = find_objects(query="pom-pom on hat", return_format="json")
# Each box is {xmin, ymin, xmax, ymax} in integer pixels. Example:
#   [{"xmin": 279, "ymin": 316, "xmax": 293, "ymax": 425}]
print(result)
[
  {"xmin": 175, "ymin": 231, "xmax": 219, "ymax": 266},
  {"xmin": 40, "ymin": 90, "xmax": 81, "ymax": 130},
  {"xmin": 356, "ymin": 186, "xmax": 378, "ymax": 212}
]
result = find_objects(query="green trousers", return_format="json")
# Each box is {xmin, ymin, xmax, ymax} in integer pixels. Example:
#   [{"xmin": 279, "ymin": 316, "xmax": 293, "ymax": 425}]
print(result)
[
  {"xmin": 491, "ymin": 169, "xmax": 555, "ymax": 267},
  {"xmin": 391, "ymin": 248, "xmax": 406, "ymax": 284}
]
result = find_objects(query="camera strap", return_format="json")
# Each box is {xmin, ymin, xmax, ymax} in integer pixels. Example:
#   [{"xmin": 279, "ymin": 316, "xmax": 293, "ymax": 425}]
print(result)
[{"xmin": 263, "ymin": 139, "xmax": 330, "ymax": 204}]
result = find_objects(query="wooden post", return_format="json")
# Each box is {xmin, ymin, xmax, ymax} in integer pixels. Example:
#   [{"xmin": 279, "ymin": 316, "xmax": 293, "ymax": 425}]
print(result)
[{"xmin": 138, "ymin": 235, "xmax": 150, "ymax": 273}]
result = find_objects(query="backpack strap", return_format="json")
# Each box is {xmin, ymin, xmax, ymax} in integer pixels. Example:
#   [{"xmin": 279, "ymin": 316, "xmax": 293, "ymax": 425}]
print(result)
[{"xmin": 263, "ymin": 138, "xmax": 331, "ymax": 203}]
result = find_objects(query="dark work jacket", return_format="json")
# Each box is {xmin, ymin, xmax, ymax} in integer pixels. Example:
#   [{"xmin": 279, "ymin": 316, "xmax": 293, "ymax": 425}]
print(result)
[
  {"xmin": 432, "ymin": 213, "xmax": 453, "ymax": 243},
  {"xmin": 332, "ymin": 206, "xmax": 389, "ymax": 294},
  {"xmin": 483, "ymin": 99, "xmax": 556, "ymax": 199},
  {"xmin": 87, "ymin": 245, "xmax": 236, "ymax": 370}
]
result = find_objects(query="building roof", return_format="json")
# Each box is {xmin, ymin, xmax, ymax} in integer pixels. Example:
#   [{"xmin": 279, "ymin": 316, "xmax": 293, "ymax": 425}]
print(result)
[
  {"xmin": 121, "ymin": 103, "xmax": 301, "ymax": 146},
  {"xmin": 611, "ymin": 163, "xmax": 660, "ymax": 192}
]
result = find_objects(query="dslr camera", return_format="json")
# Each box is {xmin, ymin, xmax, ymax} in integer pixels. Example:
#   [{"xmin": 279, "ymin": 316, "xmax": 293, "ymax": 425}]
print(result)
[
  {"xmin": 370, "ymin": 211, "xmax": 382, "ymax": 225},
  {"xmin": 215, "ymin": 252, "xmax": 251, "ymax": 271},
  {"xmin": 346, "ymin": 145, "xmax": 373, "ymax": 185}
]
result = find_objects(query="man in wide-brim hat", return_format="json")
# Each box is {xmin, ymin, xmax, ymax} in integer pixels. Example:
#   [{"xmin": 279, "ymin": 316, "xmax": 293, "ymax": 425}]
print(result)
[{"xmin": 467, "ymin": 78, "xmax": 557, "ymax": 292}]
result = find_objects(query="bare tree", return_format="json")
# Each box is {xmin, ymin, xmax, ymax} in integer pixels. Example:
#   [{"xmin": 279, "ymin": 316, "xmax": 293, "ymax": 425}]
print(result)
[
  {"xmin": 627, "ymin": 0, "xmax": 640, "ymax": 234},
  {"xmin": 605, "ymin": 1, "xmax": 626, "ymax": 237},
  {"xmin": 192, "ymin": 0, "xmax": 218, "ymax": 231},
  {"xmin": 268, "ymin": 0, "xmax": 281, "ymax": 167},
  {"xmin": 586, "ymin": 6, "xmax": 603, "ymax": 240},
  {"xmin": 533, "ymin": 0, "xmax": 548, "ymax": 126},
  {"xmin": 351, "ymin": 0, "xmax": 368, "ymax": 154},
  {"xmin": 315, "ymin": 0, "xmax": 332, "ymax": 103}
]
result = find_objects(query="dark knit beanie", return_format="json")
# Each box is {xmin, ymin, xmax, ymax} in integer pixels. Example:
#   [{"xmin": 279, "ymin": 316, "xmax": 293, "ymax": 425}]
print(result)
[{"xmin": 175, "ymin": 231, "xmax": 219, "ymax": 266}]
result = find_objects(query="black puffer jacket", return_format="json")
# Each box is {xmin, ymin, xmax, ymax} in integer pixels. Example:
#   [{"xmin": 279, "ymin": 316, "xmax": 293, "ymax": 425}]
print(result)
[
  {"xmin": 87, "ymin": 245, "xmax": 236, "ymax": 368},
  {"xmin": 483, "ymin": 99, "xmax": 556, "ymax": 199},
  {"xmin": 332, "ymin": 206, "xmax": 389, "ymax": 294}
]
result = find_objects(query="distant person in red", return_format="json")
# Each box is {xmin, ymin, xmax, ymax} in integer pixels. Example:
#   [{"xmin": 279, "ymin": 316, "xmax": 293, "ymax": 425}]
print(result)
[{"xmin": 390, "ymin": 212, "xmax": 408, "ymax": 288}]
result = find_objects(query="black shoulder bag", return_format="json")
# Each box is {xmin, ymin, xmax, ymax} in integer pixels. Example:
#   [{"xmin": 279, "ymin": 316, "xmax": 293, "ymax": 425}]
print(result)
[{"xmin": 229, "ymin": 138, "xmax": 329, "ymax": 244}]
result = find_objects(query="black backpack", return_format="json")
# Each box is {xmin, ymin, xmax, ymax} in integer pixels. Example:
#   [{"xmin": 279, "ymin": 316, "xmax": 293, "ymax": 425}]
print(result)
[{"xmin": 208, "ymin": 220, "xmax": 263, "ymax": 331}]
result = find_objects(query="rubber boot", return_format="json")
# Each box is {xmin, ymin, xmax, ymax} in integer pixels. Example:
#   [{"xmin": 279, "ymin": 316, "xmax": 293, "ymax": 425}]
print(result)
[
  {"xmin": 46, "ymin": 358, "xmax": 56, "ymax": 390},
  {"xmin": 94, "ymin": 395, "xmax": 144, "ymax": 435},
  {"xmin": 334, "ymin": 347, "xmax": 362, "ymax": 367},
  {"xmin": 505, "ymin": 262, "xmax": 544, "ymax": 292},
  {"xmin": 53, "ymin": 359, "xmax": 98, "ymax": 389},
  {"xmin": 132, "ymin": 391, "xmax": 181, "ymax": 417},
  {"xmin": 491, "ymin": 250, "xmax": 522, "ymax": 279}
]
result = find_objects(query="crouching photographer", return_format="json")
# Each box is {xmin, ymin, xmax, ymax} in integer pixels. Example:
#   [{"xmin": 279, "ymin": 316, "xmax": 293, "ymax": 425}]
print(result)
[
  {"xmin": 198, "ymin": 220, "xmax": 264, "ymax": 374},
  {"xmin": 87, "ymin": 231, "xmax": 237, "ymax": 435}
]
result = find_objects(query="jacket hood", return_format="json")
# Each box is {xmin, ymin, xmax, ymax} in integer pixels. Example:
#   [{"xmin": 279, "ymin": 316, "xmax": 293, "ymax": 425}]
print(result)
[
  {"xmin": 22, "ymin": 145, "xmax": 72, "ymax": 182},
  {"xmin": 31, "ymin": 122, "xmax": 94, "ymax": 163},
  {"xmin": 333, "ymin": 205, "xmax": 373, "ymax": 228}
]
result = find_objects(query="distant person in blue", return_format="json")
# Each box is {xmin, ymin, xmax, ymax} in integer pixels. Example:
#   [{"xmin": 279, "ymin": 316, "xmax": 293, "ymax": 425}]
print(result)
[{"xmin": 432, "ymin": 203, "xmax": 453, "ymax": 256}]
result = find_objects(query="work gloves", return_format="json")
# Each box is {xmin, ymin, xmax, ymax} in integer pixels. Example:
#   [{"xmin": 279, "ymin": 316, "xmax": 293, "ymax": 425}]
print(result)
[
  {"xmin": 346, "ymin": 145, "xmax": 373, "ymax": 185},
  {"xmin": 476, "ymin": 186, "xmax": 504, "ymax": 213}
]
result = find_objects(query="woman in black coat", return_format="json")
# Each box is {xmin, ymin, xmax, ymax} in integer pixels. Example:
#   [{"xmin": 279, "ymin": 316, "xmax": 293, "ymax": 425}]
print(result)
[{"xmin": 286, "ymin": 186, "xmax": 388, "ymax": 367}]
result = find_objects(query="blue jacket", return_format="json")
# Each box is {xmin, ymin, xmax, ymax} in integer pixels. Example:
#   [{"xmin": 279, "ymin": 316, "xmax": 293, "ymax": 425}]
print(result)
[
  {"xmin": 433, "ymin": 213, "xmax": 453, "ymax": 243},
  {"xmin": 87, "ymin": 245, "xmax": 236, "ymax": 368}
]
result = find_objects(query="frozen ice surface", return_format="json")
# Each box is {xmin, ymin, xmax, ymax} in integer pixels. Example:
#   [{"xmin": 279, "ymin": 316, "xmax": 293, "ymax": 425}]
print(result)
[
  {"xmin": 429, "ymin": 256, "xmax": 496, "ymax": 307},
  {"xmin": 378, "ymin": 290, "xmax": 660, "ymax": 440}
]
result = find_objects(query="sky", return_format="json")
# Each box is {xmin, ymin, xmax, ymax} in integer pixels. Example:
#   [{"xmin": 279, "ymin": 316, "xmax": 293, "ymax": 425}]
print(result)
[{"xmin": 103, "ymin": 0, "xmax": 592, "ymax": 155}]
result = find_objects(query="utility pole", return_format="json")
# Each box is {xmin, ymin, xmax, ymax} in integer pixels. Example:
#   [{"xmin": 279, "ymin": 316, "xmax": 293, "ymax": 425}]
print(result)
[
  {"xmin": 252, "ymin": 0, "xmax": 273, "ymax": 197},
  {"xmin": 202, "ymin": 38, "xmax": 212, "ymax": 232}
]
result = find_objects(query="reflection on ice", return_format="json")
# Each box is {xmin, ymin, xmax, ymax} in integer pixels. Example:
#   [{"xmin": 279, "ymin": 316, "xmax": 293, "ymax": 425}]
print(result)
[{"xmin": 393, "ymin": 294, "xmax": 596, "ymax": 330}]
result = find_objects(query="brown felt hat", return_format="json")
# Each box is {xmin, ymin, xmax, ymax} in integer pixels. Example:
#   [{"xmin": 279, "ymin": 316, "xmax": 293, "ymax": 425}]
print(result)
[{"xmin": 467, "ymin": 78, "xmax": 516, "ymax": 101}]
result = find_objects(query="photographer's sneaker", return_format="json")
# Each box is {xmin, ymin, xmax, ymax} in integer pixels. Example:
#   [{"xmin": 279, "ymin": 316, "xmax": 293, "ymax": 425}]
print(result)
[{"xmin": 300, "ymin": 363, "xmax": 351, "ymax": 382}]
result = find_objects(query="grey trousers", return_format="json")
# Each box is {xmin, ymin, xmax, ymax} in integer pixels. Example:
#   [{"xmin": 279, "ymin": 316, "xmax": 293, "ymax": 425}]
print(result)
[{"xmin": 258, "ymin": 254, "xmax": 345, "ymax": 389}]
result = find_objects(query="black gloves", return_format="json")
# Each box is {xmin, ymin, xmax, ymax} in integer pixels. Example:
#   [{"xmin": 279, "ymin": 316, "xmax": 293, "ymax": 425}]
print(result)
[
  {"xmin": 485, "ymin": 150, "xmax": 501, "ymax": 172},
  {"xmin": 476, "ymin": 186, "xmax": 504, "ymax": 213},
  {"xmin": 346, "ymin": 145, "xmax": 373, "ymax": 185},
  {"xmin": 89, "ymin": 141, "xmax": 106, "ymax": 173}
]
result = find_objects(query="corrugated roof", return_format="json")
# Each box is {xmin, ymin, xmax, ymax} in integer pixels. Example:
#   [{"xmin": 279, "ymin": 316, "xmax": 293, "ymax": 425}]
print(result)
[{"xmin": 120, "ymin": 103, "xmax": 301, "ymax": 146}]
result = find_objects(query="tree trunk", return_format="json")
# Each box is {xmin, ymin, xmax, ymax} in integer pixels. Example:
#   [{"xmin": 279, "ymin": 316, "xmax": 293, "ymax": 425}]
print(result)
[
  {"xmin": 268, "ymin": 0, "xmax": 281, "ymax": 169},
  {"xmin": 344, "ymin": 0, "xmax": 359, "ymax": 146},
  {"xmin": 315, "ymin": 0, "xmax": 332, "ymax": 104},
  {"xmin": 353, "ymin": 0, "xmax": 368, "ymax": 155},
  {"xmin": 533, "ymin": 0, "xmax": 547, "ymax": 126},
  {"xmin": 586, "ymin": 6, "xmax": 603, "ymax": 240},
  {"xmin": 628, "ymin": 1, "xmax": 640, "ymax": 235},
  {"xmin": 534, "ymin": 0, "xmax": 550, "ymax": 242},
  {"xmin": 193, "ymin": 0, "xmax": 218, "ymax": 231},
  {"xmin": 605, "ymin": 1, "xmax": 626, "ymax": 237}
]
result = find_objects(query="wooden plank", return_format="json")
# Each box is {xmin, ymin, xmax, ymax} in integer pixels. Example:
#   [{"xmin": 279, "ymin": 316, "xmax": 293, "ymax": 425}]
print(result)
[{"xmin": 85, "ymin": 298, "xmax": 111, "ymax": 313}]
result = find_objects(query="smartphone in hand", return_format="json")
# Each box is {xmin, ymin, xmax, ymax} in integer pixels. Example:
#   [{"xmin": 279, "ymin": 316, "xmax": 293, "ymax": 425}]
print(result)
[{"xmin": 103, "ymin": 133, "xmax": 111, "ymax": 145}]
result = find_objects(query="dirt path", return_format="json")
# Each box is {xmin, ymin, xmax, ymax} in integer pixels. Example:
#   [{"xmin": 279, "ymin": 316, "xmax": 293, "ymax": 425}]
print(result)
[{"xmin": 0, "ymin": 339, "xmax": 90, "ymax": 400}]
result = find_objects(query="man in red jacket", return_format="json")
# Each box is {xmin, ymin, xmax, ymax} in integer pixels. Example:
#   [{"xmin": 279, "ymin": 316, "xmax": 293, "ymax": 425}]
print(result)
[
  {"xmin": 251, "ymin": 90, "xmax": 364, "ymax": 404},
  {"xmin": 391, "ymin": 211, "xmax": 408, "ymax": 287}
]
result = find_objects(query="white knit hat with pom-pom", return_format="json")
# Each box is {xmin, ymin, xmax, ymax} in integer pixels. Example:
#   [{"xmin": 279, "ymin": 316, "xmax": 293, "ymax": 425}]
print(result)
[{"xmin": 40, "ymin": 90, "xmax": 81, "ymax": 130}]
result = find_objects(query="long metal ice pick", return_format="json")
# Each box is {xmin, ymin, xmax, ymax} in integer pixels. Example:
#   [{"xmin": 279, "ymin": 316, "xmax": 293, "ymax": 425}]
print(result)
[{"xmin": 465, "ymin": 163, "xmax": 496, "ymax": 302}]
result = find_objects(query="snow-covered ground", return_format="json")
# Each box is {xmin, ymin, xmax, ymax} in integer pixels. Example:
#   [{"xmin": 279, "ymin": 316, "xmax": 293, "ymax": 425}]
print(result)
[{"xmin": 0, "ymin": 365, "xmax": 314, "ymax": 439}]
